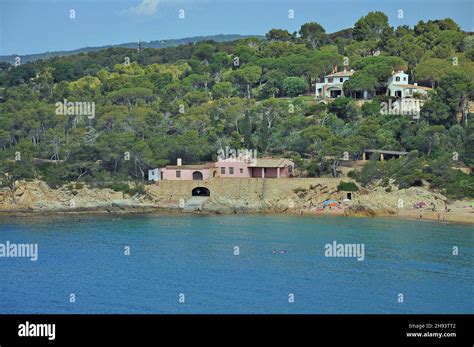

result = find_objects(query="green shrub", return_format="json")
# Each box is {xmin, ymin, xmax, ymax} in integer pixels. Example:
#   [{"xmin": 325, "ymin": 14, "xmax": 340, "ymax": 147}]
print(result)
[
  {"xmin": 446, "ymin": 172, "xmax": 474, "ymax": 199},
  {"xmin": 129, "ymin": 184, "xmax": 146, "ymax": 196},
  {"xmin": 37, "ymin": 163, "xmax": 80, "ymax": 189},
  {"xmin": 337, "ymin": 181, "xmax": 359, "ymax": 191},
  {"xmin": 352, "ymin": 154, "xmax": 426, "ymax": 189},
  {"xmin": 105, "ymin": 182, "xmax": 146, "ymax": 196},
  {"xmin": 107, "ymin": 182, "xmax": 130, "ymax": 193}
]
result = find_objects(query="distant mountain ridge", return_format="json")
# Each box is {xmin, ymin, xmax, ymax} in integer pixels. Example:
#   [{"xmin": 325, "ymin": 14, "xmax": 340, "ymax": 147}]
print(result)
[{"xmin": 0, "ymin": 34, "xmax": 262, "ymax": 64}]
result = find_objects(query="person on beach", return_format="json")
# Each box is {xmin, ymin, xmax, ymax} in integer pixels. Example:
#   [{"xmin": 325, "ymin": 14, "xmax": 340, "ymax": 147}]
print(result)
[
  {"xmin": 419, "ymin": 212, "xmax": 423, "ymax": 219},
  {"xmin": 437, "ymin": 212, "xmax": 440, "ymax": 221}
]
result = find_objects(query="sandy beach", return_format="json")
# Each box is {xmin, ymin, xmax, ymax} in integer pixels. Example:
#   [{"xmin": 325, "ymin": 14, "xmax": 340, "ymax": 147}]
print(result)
[{"xmin": 296, "ymin": 200, "xmax": 474, "ymax": 224}]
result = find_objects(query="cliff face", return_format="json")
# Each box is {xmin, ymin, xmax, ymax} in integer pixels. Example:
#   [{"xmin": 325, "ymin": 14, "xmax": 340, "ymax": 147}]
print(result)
[
  {"xmin": 350, "ymin": 186, "xmax": 447, "ymax": 214},
  {"xmin": 0, "ymin": 180, "xmax": 154, "ymax": 212},
  {"xmin": 1, "ymin": 178, "xmax": 470, "ymax": 224},
  {"xmin": 0, "ymin": 178, "xmax": 342, "ymax": 212}
]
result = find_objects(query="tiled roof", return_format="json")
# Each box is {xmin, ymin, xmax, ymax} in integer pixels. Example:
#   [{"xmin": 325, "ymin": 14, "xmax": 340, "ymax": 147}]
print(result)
[
  {"xmin": 364, "ymin": 149, "xmax": 408, "ymax": 155},
  {"xmin": 392, "ymin": 70, "xmax": 407, "ymax": 75},
  {"xmin": 398, "ymin": 84, "xmax": 432, "ymax": 91},
  {"xmin": 251, "ymin": 158, "xmax": 294, "ymax": 168},
  {"xmin": 326, "ymin": 70, "xmax": 355, "ymax": 78},
  {"xmin": 165, "ymin": 164, "xmax": 213, "ymax": 170},
  {"xmin": 164, "ymin": 158, "xmax": 294, "ymax": 169}
]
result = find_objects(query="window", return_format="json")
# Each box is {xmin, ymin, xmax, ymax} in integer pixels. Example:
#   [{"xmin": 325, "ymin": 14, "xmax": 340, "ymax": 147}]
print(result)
[
  {"xmin": 396, "ymin": 77, "xmax": 400, "ymax": 82},
  {"xmin": 176, "ymin": 170, "xmax": 181, "ymax": 178},
  {"xmin": 264, "ymin": 168, "xmax": 267, "ymax": 173},
  {"xmin": 340, "ymin": 78, "xmax": 344, "ymax": 83},
  {"xmin": 240, "ymin": 168, "xmax": 243, "ymax": 174},
  {"xmin": 229, "ymin": 167, "xmax": 234, "ymax": 174},
  {"xmin": 403, "ymin": 77, "xmax": 407, "ymax": 81},
  {"xmin": 221, "ymin": 167, "xmax": 225, "ymax": 174},
  {"xmin": 328, "ymin": 78, "xmax": 333, "ymax": 83}
]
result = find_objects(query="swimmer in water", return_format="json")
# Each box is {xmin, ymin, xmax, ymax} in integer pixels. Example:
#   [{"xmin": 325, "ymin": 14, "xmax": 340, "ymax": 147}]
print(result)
[{"xmin": 272, "ymin": 250, "xmax": 286, "ymax": 254}]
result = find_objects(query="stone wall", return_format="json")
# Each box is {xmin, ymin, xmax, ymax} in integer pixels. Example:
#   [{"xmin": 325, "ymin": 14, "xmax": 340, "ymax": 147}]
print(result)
[{"xmin": 149, "ymin": 177, "xmax": 345, "ymax": 202}]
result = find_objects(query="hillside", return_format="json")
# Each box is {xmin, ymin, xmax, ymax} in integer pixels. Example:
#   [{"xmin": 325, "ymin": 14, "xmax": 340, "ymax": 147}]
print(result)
[
  {"xmin": 0, "ymin": 11, "xmax": 473, "ymax": 204},
  {"xmin": 0, "ymin": 34, "xmax": 262, "ymax": 64}
]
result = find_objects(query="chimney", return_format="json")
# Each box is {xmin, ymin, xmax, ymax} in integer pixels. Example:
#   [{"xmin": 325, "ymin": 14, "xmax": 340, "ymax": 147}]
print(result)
[
  {"xmin": 350, "ymin": 69, "xmax": 354, "ymax": 73},
  {"xmin": 177, "ymin": 158, "xmax": 182, "ymax": 166},
  {"xmin": 343, "ymin": 68, "xmax": 347, "ymax": 73},
  {"xmin": 414, "ymin": 83, "xmax": 418, "ymax": 86}
]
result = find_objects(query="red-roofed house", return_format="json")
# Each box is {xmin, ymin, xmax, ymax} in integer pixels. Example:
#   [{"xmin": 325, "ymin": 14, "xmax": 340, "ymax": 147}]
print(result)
[
  {"xmin": 148, "ymin": 158, "xmax": 295, "ymax": 181},
  {"xmin": 315, "ymin": 69, "xmax": 355, "ymax": 99}
]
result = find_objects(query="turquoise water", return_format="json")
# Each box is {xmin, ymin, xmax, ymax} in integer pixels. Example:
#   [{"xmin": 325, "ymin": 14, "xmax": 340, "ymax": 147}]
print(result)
[{"xmin": 0, "ymin": 214, "xmax": 472, "ymax": 313}]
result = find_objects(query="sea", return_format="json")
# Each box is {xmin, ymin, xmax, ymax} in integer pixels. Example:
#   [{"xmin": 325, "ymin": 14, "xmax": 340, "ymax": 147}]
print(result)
[{"xmin": 0, "ymin": 214, "xmax": 472, "ymax": 314}]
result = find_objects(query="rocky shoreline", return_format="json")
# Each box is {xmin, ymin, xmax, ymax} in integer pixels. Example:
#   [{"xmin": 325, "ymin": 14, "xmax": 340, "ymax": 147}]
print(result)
[{"xmin": 0, "ymin": 180, "xmax": 472, "ymax": 224}]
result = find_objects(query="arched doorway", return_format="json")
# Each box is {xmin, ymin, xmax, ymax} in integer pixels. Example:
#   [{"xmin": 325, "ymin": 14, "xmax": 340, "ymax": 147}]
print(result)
[
  {"xmin": 192, "ymin": 171, "xmax": 203, "ymax": 180},
  {"xmin": 329, "ymin": 88, "xmax": 342, "ymax": 98},
  {"xmin": 192, "ymin": 187, "xmax": 210, "ymax": 196}
]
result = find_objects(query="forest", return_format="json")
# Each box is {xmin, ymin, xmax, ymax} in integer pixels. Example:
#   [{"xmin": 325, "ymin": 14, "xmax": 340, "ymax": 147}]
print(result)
[{"xmin": 0, "ymin": 11, "xmax": 473, "ymax": 199}]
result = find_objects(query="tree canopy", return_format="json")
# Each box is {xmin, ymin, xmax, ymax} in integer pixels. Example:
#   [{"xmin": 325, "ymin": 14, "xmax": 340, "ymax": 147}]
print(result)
[{"xmin": 0, "ymin": 12, "xmax": 472, "ymax": 198}]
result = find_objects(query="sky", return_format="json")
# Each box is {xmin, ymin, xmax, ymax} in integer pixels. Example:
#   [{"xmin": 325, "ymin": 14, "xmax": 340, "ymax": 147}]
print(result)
[{"xmin": 0, "ymin": 0, "xmax": 473, "ymax": 56}]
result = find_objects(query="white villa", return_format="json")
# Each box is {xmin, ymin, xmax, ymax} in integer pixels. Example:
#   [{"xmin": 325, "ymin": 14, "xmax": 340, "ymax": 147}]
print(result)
[
  {"xmin": 384, "ymin": 71, "xmax": 432, "ymax": 116},
  {"xmin": 315, "ymin": 69, "xmax": 354, "ymax": 99},
  {"xmin": 315, "ymin": 69, "xmax": 432, "ymax": 116},
  {"xmin": 386, "ymin": 71, "xmax": 432, "ymax": 98}
]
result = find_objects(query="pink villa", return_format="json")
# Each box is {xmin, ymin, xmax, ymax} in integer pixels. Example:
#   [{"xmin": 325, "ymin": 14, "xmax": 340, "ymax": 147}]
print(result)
[{"xmin": 148, "ymin": 157, "xmax": 294, "ymax": 182}]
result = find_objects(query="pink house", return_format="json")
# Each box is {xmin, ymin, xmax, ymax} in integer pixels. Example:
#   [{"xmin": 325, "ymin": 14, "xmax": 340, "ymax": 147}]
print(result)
[
  {"xmin": 149, "ymin": 159, "xmax": 213, "ymax": 181},
  {"xmin": 148, "ymin": 158, "xmax": 294, "ymax": 181},
  {"xmin": 216, "ymin": 158, "xmax": 294, "ymax": 178}
]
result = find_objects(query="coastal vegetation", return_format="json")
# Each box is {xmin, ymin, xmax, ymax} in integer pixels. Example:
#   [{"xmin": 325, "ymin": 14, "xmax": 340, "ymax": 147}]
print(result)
[
  {"xmin": 0, "ymin": 12, "xmax": 473, "ymax": 199},
  {"xmin": 337, "ymin": 181, "xmax": 359, "ymax": 192}
]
